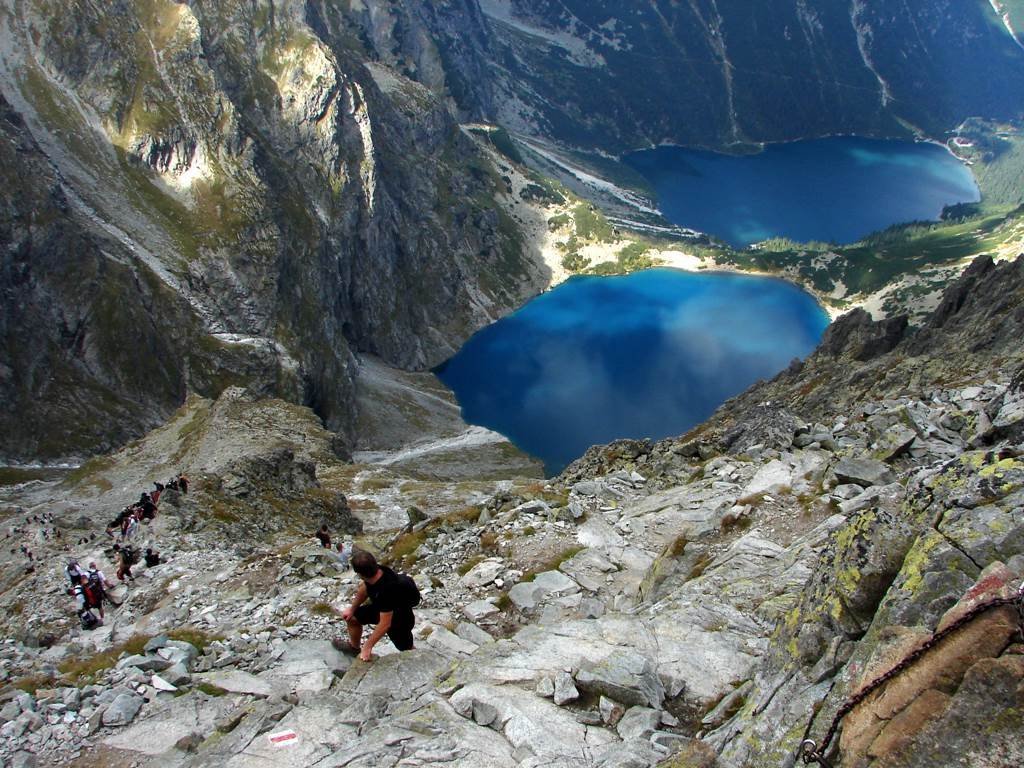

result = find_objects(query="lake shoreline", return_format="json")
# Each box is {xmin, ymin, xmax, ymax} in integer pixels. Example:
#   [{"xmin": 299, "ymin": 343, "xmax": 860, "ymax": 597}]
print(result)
[{"xmin": 622, "ymin": 137, "xmax": 981, "ymax": 248}]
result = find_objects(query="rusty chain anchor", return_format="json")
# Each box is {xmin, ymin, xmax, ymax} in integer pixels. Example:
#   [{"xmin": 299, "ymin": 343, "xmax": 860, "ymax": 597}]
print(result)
[{"xmin": 799, "ymin": 580, "xmax": 1024, "ymax": 767}]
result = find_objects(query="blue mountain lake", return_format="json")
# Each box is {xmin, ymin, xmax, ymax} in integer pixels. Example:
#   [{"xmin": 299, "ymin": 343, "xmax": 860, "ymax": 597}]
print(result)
[
  {"xmin": 624, "ymin": 137, "xmax": 980, "ymax": 247},
  {"xmin": 436, "ymin": 269, "xmax": 829, "ymax": 475}
]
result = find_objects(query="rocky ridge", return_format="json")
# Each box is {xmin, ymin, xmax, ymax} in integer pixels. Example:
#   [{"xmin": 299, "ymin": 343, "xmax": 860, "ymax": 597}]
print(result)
[{"xmin": 0, "ymin": 256, "xmax": 1022, "ymax": 767}]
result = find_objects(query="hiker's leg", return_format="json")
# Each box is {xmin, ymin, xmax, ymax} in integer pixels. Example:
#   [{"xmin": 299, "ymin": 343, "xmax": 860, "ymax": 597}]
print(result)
[
  {"xmin": 387, "ymin": 608, "xmax": 415, "ymax": 651},
  {"xmin": 349, "ymin": 604, "xmax": 381, "ymax": 651},
  {"xmin": 346, "ymin": 616, "xmax": 362, "ymax": 650}
]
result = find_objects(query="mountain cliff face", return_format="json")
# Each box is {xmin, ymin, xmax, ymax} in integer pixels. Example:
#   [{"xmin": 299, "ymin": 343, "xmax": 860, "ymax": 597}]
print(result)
[
  {"xmin": 463, "ymin": 0, "xmax": 1024, "ymax": 151},
  {"xmin": 0, "ymin": 0, "xmax": 547, "ymax": 461}
]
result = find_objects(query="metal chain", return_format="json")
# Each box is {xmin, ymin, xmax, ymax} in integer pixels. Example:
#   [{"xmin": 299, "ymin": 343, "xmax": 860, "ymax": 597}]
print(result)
[{"xmin": 800, "ymin": 581, "xmax": 1024, "ymax": 766}]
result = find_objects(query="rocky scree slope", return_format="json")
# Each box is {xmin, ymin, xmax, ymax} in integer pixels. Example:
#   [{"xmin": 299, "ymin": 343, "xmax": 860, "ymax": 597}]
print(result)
[
  {"xmin": 1, "ymin": 260, "xmax": 1022, "ymax": 767},
  {"xmin": 0, "ymin": 0, "xmax": 552, "ymax": 462}
]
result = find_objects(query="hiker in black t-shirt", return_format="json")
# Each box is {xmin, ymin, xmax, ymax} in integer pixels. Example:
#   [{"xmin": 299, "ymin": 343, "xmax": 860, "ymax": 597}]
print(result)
[{"xmin": 336, "ymin": 551, "xmax": 415, "ymax": 661}]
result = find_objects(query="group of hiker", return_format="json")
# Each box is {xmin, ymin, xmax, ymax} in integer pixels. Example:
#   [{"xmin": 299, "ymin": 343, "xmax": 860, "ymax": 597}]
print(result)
[
  {"xmin": 104, "ymin": 474, "xmax": 188, "ymax": 543},
  {"xmin": 63, "ymin": 473, "xmax": 186, "ymax": 630},
  {"xmin": 61, "ymin": 471, "xmax": 422, "ymax": 655},
  {"xmin": 6, "ymin": 512, "xmax": 68, "ymax": 572}
]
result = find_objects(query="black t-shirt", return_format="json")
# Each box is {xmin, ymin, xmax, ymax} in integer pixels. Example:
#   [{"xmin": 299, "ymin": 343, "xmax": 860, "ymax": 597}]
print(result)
[{"xmin": 366, "ymin": 566, "xmax": 407, "ymax": 614}]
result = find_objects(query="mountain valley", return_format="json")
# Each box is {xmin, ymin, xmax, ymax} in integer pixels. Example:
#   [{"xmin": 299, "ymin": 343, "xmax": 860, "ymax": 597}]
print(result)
[{"xmin": 1, "ymin": 2, "xmax": 1023, "ymax": 767}]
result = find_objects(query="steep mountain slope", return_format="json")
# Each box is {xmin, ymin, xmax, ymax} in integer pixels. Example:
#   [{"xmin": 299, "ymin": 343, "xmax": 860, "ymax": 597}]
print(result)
[
  {"xmin": 0, "ymin": 0, "xmax": 548, "ymax": 462},
  {"xmin": 469, "ymin": 0, "xmax": 1024, "ymax": 151},
  {"xmin": 0, "ymin": 260, "xmax": 1020, "ymax": 768}
]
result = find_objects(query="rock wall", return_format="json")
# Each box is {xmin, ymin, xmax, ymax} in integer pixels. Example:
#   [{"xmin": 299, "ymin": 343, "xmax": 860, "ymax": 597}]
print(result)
[
  {"xmin": 465, "ymin": 0, "xmax": 1024, "ymax": 151},
  {"xmin": 0, "ymin": 0, "xmax": 548, "ymax": 462}
]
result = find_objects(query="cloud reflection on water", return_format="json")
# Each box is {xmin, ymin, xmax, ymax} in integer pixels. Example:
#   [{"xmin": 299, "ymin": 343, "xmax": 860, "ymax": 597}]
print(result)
[{"xmin": 436, "ymin": 270, "xmax": 829, "ymax": 475}]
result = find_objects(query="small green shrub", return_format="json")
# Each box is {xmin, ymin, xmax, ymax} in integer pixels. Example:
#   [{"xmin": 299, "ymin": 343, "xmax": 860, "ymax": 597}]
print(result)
[{"xmin": 311, "ymin": 602, "xmax": 338, "ymax": 617}]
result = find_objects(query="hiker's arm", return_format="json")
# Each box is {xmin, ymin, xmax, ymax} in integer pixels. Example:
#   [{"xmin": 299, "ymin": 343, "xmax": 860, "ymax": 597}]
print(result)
[
  {"xmin": 341, "ymin": 581, "xmax": 368, "ymax": 620},
  {"xmin": 360, "ymin": 611, "xmax": 392, "ymax": 660}
]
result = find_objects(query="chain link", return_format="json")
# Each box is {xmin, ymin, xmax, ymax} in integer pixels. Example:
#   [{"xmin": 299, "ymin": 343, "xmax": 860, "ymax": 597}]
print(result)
[{"xmin": 800, "ymin": 581, "xmax": 1024, "ymax": 766}]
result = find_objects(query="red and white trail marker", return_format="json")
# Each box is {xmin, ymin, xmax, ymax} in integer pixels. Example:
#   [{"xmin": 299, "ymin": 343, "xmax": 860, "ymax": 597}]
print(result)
[{"xmin": 267, "ymin": 729, "xmax": 299, "ymax": 748}]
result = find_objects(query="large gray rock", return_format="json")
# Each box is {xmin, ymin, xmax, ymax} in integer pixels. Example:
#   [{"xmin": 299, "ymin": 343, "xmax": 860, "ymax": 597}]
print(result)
[
  {"xmin": 194, "ymin": 670, "xmax": 282, "ymax": 698},
  {"xmin": 424, "ymin": 626, "xmax": 479, "ymax": 657},
  {"xmin": 451, "ymin": 683, "xmax": 589, "ymax": 760},
  {"xmin": 833, "ymin": 457, "xmax": 896, "ymax": 487},
  {"xmin": 616, "ymin": 706, "xmax": 662, "ymax": 741},
  {"xmin": 118, "ymin": 654, "xmax": 173, "ymax": 672},
  {"xmin": 101, "ymin": 693, "xmax": 144, "ymax": 726},
  {"xmin": 553, "ymin": 672, "xmax": 579, "ymax": 705},
  {"xmin": 104, "ymin": 692, "xmax": 240, "ymax": 755},
  {"xmin": 742, "ymin": 459, "xmax": 794, "ymax": 497},
  {"xmin": 463, "ymin": 599, "xmax": 500, "ymax": 621},
  {"xmin": 455, "ymin": 622, "xmax": 493, "ymax": 646},
  {"xmin": 338, "ymin": 650, "xmax": 448, "ymax": 702},
  {"xmin": 575, "ymin": 648, "xmax": 664, "ymax": 708},
  {"xmin": 460, "ymin": 559, "xmax": 505, "ymax": 589}
]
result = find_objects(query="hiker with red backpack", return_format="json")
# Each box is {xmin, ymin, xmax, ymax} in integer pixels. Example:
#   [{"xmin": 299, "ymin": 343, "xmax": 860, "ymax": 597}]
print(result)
[{"xmin": 72, "ymin": 573, "xmax": 103, "ymax": 627}]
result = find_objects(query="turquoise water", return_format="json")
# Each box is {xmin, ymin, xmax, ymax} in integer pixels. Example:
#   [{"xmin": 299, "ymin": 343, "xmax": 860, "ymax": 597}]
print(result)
[
  {"xmin": 436, "ymin": 269, "xmax": 829, "ymax": 475},
  {"xmin": 625, "ymin": 137, "xmax": 980, "ymax": 247}
]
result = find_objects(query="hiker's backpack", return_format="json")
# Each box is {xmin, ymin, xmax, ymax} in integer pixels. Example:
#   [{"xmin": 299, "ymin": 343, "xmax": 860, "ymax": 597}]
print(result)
[
  {"xmin": 87, "ymin": 571, "xmax": 105, "ymax": 596},
  {"xmin": 398, "ymin": 573, "xmax": 421, "ymax": 607},
  {"xmin": 79, "ymin": 609, "xmax": 99, "ymax": 630},
  {"xmin": 124, "ymin": 546, "xmax": 140, "ymax": 565}
]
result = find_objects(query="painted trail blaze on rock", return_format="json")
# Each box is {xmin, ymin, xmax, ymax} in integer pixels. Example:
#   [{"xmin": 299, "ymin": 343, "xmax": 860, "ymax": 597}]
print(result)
[{"xmin": 268, "ymin": 729, "xmax": 298, "ymax": 747}]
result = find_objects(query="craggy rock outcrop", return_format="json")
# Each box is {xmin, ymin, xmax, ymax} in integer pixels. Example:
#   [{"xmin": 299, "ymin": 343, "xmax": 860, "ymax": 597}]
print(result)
[
  {"xmin": 0, "ymin": 94, "xmax": 300, "ymax": 460},
  {"xmin": 0, "ymin": 0, "xmax": 549, "ymax": 461},
  {"xmin": 697, "ymin": 256, "xmax": 1024, "ymax": 453}
]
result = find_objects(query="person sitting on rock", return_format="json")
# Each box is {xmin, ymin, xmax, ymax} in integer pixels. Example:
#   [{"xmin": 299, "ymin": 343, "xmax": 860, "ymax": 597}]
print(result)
[
  {"xmin": 335, "ymin": 541, "xmax": 352, "ymax": 569},
  {"xmin": 334, "ymin": 551, "xmax": 416, "ymax": 662},
  {"xmin": 144, "ymin": 547, "xmax": 160, "ymax": 567},
  {"xmin": 315, "ymin": 524, "xmax": 331, "ymax": 549}
]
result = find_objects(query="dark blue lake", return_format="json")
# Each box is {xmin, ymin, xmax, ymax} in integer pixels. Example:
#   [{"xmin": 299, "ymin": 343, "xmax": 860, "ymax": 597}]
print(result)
[
  {"xmin": 436, "ymin": 269, "xmax": 829, "ymax": 475},
  {"xmin": 624, "ymin": 137, "xmax": 980, "ymax": 247}
]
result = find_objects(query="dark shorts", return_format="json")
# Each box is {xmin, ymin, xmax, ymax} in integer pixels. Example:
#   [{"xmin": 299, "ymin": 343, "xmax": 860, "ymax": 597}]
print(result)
[{"xmin": 353, "ymin": 604, "xmax": 415, "ymax": 651}]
